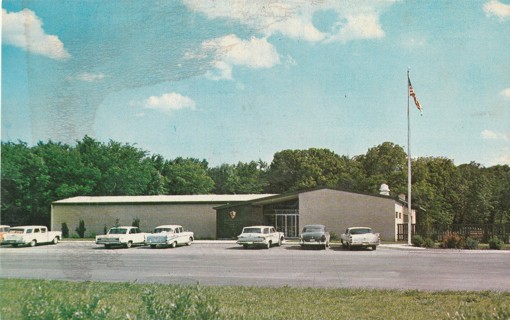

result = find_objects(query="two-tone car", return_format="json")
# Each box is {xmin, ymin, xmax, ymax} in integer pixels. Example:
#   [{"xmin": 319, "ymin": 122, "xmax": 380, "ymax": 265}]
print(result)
[
  {"xmin": 299, "ymin": 224, "xmax": 330, "ymax": 249},
  {"xmin": 95, "ymin": 226, "xmax": 146, "ymax": 249},
  {"xmin": 145, "ymin": 225, "xmax": 194, "ymax": 248},
  {"xmin": 340, "ymin": 227, "xmax": 380, "ymax": 250}
]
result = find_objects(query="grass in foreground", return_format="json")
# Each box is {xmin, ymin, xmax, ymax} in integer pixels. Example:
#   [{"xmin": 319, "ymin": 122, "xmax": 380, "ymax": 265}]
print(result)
[{"xmin": 1, "ymin": 279, "xmax": 509, "ymax": 319}]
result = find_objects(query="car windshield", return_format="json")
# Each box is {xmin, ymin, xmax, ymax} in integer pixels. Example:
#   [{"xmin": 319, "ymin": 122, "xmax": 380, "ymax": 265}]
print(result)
[
  {"xmin": 154, "ymin": 228, "xmax": 173, "ymax": 233},
  {"xmin": 9, "ymin": 228, "xmax": 24, "ymax": 234},
  {"xmin": 350, "ymin": 228, "xmax": 371, "ymax": 235},
  {"xmin": 303, "ymin": 227, "xmax": 323, "ymax": 233},
  {"xmin": 108, "ymin": 228, "xmax": 128, "ymax": 234},
  {"xmin": 243, "ymin": 227, "xmax": 262, "ymax": 233}
]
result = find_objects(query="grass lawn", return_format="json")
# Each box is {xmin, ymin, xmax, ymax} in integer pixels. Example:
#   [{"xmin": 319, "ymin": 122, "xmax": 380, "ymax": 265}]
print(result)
[{"xmin": 1, "ymin": 279, "xmax": 509, "ymax": 319}]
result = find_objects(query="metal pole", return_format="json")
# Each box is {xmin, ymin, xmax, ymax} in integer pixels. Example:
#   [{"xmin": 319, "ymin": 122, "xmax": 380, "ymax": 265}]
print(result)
[{"xmin": 407, "ymin": 69, "xmax": 412, "ymax": 245}]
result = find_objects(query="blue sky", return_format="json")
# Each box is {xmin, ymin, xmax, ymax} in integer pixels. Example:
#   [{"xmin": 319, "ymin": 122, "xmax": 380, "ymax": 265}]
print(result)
[{"xmin": 2, "ymin": 0, "xmax": 510, "ymax": 167}]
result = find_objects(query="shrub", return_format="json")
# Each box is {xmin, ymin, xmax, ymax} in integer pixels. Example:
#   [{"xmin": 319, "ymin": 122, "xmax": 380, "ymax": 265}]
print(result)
[
  {"xmin": 442, "ymin": 232, "xmax": 464, "ymax": 249},
  {"xmin": 489, "ymin": 237, "xmax": 504, "ymax": 250},
  {"xmin": 423, "ymin": 238, "xmax": 435, "ymax": 248},
  {"xmin": 103, "ymin": 225, "xmax": 107, "ymax": 235},
  {"xmin": 75, "ymin": 219, "xmax": 86, "ymax": 238},
  {"xmin": 411, "ymin": 235, "xmax": 425, "ymax": 247},
  {"xmin": 329, "ymin": 232, "xmax": 339, "ymax": 241},
  {"xmin": 464, "ymin": 237, "xmax": 479, "ymax": 250},
  {"xmin": 142, "ymin": 286, "xmax": 221, "ymax": 320},
  {"xmin": 132, "ymin": 217, "xmax": 140, "ymax": 228},
  {"xmin": 61, "ymin": 222, "xmax": 69, "ymax": 238}
]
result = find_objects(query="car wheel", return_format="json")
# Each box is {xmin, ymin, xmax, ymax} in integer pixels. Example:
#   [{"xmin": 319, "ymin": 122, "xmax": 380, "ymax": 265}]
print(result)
[
  {"xmin": 278, "ymin": 237, "xmax": 282, "ymax": 246},
  {"xmin": 52, "ymin": 237, "xmax": 59, "ymax": 245},
  {"xmin": 266, "ymin": 241, "xmax": 271, "ymax": 249},
  {"xmin": 186, "ymin": 237, "xmax": 193, "ymax": 246},
  {"xmin": 341, "ymin": 240, "xmax": 347, "ymax": 248},
  {"xmin": 171, "ymin": 241, "xmax": 177, "ymax": 248},
  {"xmin": 105, "ymin": 244, "xmax": 112, "ymax": 249},
  {"xmin": 11, "ymin": 244, "xmax": 18, "ymax": 248},
  {"xmin": 125, "ymin": 241, "xmax": 132, "ymax": 248},
  {"xmin": 150, "ymin": 245, "xmax": 156, "ymax": 248},
  {"xmin": 29, "ymin": 240, "xmax": 36, "ymax": 247},
  {"xmin": 372, "ymin": 245, "xmax": 377, "ymax": 251}
]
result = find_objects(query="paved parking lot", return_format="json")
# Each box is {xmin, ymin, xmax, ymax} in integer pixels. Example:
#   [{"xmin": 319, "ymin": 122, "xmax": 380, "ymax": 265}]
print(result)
[{"xmin": 1, "ymin": 241, "xmax": 509, "ymax": 291}]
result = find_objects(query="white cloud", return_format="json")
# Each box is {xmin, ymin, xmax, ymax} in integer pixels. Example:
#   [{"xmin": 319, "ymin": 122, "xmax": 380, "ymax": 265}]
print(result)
[
  {"xmin": 484, "ymin": 0, "xmax": 510, "ymax": 20},
  {"xmin": 183, "ymin": 0, "xmax": 394, "ymax": 43},
  {"xmin": 2, "ymin": 8, "xmax": 71, "ymax": 60},
  {"xmin": 500, "ymin": 88, "xmax": 510, "ymax": 99},
  {"xmin": 76, "ymin": 72, "xmax": 105, "ymax": 82},
  {"xmin": 326, "ymin": 13, "xmax": 384, "ymax": 43},
  {"xmin": 481, "ymin": 129, "xmax": 509, "ymax": 141},
  {"xmin": 201, "ymin": 35, "xmax": 280, "ymax": 80},
  {"xmin": 143, "ymin": 93, "xmax": 196, "ymax": 114}
]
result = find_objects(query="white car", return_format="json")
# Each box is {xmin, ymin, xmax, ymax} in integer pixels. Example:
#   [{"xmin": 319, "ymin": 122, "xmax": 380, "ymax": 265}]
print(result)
[
  {"xmin": 95, "ymin": 226, "xmax": 146, "ymax": 248},
  {"xmin": 3, "ymin": 226, "xmax": 62, "ymax": 247},
  {"xmin": 237, "ymin": 226, "xmax": 284, "ymax": 249},
  {"xmin": 145, "ymin": 225, "xmax": 194, "ymax": 248},
  {"xmin": 340, "ymin": 227, "xmax": 380, "ymax": 250}
]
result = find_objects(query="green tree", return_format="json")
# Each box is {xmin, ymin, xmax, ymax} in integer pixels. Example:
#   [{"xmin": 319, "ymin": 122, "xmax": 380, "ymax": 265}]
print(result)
[
  {"xmin": 163, "ymin": 157, "xmax": 214, "ymax": 194},
  {"xmin": 209, "ymin": 161, "xmax": 267, "ymax": 194},
  {"xmin": 355, "ymin": 142, "xmax": 407, "ymax": 195},
  {"xmin": 1, "ymin": 142, "xmax": 51, "ymax": 225},
  {"xmin": 266, "ymin": 148, "xmax": 355, "ymax": 193},
  {"xmin": 455, "ymin": 162, "xmax": 493, "ymax": 224},
  {"xmin": 75, "ymin": 136, "xmax": 159, "ymax": 196}
]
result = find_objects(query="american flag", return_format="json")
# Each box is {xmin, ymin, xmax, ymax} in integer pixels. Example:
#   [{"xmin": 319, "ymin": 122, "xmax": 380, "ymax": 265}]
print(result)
[{"xmin": 408, "ymin": 77, "xmax": 423, "ymax": 113}]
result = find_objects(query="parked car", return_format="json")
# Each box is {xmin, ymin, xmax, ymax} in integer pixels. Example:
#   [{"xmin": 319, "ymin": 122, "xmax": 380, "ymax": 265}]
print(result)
[
  {"xmin": 299, "ymin": 224, "xmax": 330, "ymax": 249},
  {"xmin": 3, "ymin": 226, "xmax": 62, "ymax": 247},
  {"xmin": 237, "ymin": 226, "xmax": 284, "ymax": 249},
  {"xmin": 95, "ymin": 226, "xmax": 146, "ymax": 248},
  {"xmin": 340, "ymin": 227, "xmax": 380, "ymax": 250},
  {"xmin": 145, "ymin": 225, "xmax": 194, "ymax": 248},
  {"xmin": 0, "ymin": 225, "xmax": 10, "ymax": 244}
]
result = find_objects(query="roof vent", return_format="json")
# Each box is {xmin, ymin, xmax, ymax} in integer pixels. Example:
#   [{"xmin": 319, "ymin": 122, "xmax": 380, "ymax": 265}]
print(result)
[{"xmin": 379, "ymin": 184, "xmax": 390, "ymax": 196}]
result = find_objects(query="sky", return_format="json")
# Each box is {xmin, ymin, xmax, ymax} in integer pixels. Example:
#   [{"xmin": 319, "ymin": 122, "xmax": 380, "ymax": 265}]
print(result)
[{"xmin": 2, "ymin": 0, "xmax": 510, "ymax": 167}]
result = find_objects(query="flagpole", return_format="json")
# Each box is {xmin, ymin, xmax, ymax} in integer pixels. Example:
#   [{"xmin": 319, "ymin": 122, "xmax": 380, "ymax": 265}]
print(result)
[{"xmin": 407, "ymin": 68, "xmax": 412, "ymax": 245}]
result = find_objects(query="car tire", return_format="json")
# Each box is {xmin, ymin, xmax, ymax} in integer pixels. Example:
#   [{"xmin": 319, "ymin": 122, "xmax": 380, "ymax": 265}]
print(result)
[
  {"xmin": 52, "ymin": 237, "xmax": 59, "ymax": 245},
  {"xmin": 150, "ymin": 245, "xmax": 156, "ymax": 248},
  {"xmin": 11, "ymin": 244, "xmax": 18, "ymax": 248},
  {"xmin": 266, "ymin": 241, "xmax": 271, "ymax": 249},
  {"xmin": 125, "ymin": 241, "xmax": 132, "ymax": 248},
  {"xmin": 105, "ymin": 244, "xmax": 112, "ymax": 249},
  {"xmin": 186, "ymin": 237, "xmax": 193, "ymax": 246},
  {"xmin": 171, "ymin": 241, "xmax": 177, "ymax": 248},
  {"xmin": 372, "ymin": 245, "xmax": 377, "ymax": 251},
  {"xmin": 29, "ymin": 240, "xmax": 36, "ymax": 247}
]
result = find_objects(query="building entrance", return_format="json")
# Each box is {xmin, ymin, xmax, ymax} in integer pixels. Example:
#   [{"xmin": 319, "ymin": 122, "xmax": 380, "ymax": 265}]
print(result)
[{"xmin": 264, "ymin": 210, "xmax": 299, "ymax": 238}]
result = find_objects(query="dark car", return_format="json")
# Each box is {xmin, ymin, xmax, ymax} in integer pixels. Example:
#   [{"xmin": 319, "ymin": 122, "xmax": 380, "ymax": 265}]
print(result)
[{"xmin": 299, "ymin": 224, "xmax": 330, "ymax": 249}]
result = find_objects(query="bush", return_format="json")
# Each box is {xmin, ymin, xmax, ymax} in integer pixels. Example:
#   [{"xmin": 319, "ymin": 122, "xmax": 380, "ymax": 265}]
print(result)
[
  {"xmin": 423, "ymin": 238, "xmax": 435, "ymax": 248},
  {"xmin": 464, "ymin": 237, "xmax": 479, "ymax": 250},
  {"xmin": 61, "ymin": 222, "xmax": 69, "ymax": 238},
  {"xmin": 329, "ymin": 232, "xmax": 339, "ymax": 241},
  {"xmin": 442, "ymin": 232, "xmax": 464, "ymax": 249},
  {"xmin": 75, "ymin": 219, "xmax": 86, "ymax": 238},
  {"xmin": 411, "ymin": 235, "xmax": 425, "ymax": 247},
  {"xmin": 132, "ymin": 217, "xmax": 140, "ymax": 228},
  {"xmin": 489, "ymin": 237, "xmax": 504, "ymax": 250}
]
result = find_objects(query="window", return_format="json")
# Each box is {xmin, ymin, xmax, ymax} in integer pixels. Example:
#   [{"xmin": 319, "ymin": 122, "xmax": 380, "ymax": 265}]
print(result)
[
  {"xmin": 34, "ymin": 228, "xmax": 40, "ymax": 233},
  {"xmin": 41, "ymin": 228, "xmax": 47, "ymax": 233}
]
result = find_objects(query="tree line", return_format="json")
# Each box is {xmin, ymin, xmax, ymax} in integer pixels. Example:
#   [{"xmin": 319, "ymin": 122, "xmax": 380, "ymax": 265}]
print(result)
[{"xmin": 1, "ymin": 136, "xmax": 509, "ymax": 229}]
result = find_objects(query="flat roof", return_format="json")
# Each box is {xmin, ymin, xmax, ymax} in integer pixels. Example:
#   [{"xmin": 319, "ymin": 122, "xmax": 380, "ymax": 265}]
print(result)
[{"xmin": 53, "ymin": 194, "xmax": 276, "ymax": 205}]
